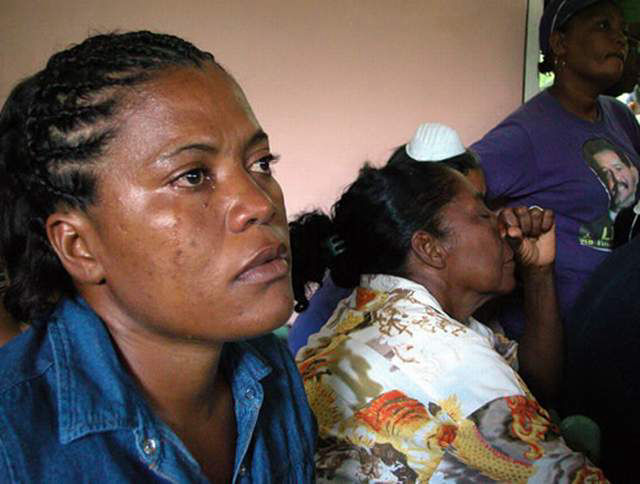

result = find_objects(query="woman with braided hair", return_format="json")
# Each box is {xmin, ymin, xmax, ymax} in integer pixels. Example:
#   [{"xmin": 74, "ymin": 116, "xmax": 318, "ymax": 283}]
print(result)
[
  {"xmin": 291, "ymin": 160, "xmax": 606, "ymax": 481},
  {"xmin": 0, "ymin": 31, "xmax": 315, "ymax": 482}
]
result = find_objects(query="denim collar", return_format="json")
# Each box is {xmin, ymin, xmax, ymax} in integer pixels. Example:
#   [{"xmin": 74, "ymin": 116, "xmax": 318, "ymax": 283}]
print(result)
[{"xmin": 47, "ymin": 297, "xmax": 272, "ymax": 445}]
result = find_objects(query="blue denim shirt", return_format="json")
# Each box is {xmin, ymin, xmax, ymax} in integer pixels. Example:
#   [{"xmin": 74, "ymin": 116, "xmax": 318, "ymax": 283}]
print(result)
[{"xmin": 0, "ymin": 298, "xmax": 316, "ymax": 483}]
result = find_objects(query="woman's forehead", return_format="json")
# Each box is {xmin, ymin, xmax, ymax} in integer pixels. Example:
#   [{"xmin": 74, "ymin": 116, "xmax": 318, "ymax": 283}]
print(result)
[
  {"xmin": 132, "ymin": 63, "xmax": 250, "ymax": 116},
  {"xmin": 109, "ymin": 64, "xmax": 259, "ymax": 158}
]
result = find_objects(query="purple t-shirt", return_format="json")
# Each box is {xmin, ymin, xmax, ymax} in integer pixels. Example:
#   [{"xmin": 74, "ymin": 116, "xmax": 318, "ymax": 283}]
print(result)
[{"xmin": 472, "ymin": 90, "xmax": 640, "ymax": 335}]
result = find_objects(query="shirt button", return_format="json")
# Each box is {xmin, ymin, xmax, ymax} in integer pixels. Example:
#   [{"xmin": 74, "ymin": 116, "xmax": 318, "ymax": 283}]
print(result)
[
  {"xmin": 244, "ymin": 388, "xmax": 255, "ymax": 400},
  {"xmin": 239, "ymin": 464, "xmax": 248, "ymax": 476},
  {"xmin": 142, "ymin": 438, "xmax": 159, "ymax": 456}
]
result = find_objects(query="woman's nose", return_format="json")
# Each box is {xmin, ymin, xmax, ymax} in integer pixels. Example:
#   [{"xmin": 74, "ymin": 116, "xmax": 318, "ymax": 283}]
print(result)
[{"xmin": 227, "ymin": 173, "xmax": 277, "ymax": 232}]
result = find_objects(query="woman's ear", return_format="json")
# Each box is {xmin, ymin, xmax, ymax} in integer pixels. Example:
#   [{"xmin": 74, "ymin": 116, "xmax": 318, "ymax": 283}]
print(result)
[
  {"xmin": 549, "ymin": 31, "xmax": 567, "ymax": 60},
  {"xmin": 46, "ymin": 211, "xmax": 105, "ymax": 285},
  {"xmin": 410, "ymin": 230, "xmax": 447, "ymax": 270}
]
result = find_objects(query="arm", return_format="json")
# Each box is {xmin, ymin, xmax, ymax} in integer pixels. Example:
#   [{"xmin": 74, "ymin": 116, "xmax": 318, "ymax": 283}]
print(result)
[
  {"xmin": 499, "ymin": 207, "xmax": 563, "ymax": 404},
  {"xmin": 471, "ymin": 123, "xmax": 538, "ymax": 201}
]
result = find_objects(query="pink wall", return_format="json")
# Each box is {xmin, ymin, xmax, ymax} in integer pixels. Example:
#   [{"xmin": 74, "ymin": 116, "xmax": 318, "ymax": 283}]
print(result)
[{"xmin": 1, "ymin": 0, "xmax": 526, "ymax": 216}]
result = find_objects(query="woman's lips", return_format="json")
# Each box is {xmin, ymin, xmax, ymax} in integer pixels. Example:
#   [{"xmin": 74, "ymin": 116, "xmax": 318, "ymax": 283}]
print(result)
[
  {"xmin": 606, "ymin": 52, "xmax": 626, "ymax": 67},
  {"xmin": 235, "ymin": 243, "xmax": 290, "ymax": 284}
]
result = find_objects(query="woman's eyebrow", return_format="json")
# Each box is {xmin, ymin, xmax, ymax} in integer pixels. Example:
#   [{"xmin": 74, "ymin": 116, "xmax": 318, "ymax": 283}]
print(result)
[
  {"xmin": 164, "ymin": 143, "xmax": 218, "ymax": 159},
  {"xmin": 155, "ymin": 130, "xmax": 268, "ymax": 166},
  {"xmin": 246, "ymin": 130, "xmax": 269, "ymax": 150},
  {"xmin": 150, "ymin": 143, "xmax": 218, "ymax": 167}
]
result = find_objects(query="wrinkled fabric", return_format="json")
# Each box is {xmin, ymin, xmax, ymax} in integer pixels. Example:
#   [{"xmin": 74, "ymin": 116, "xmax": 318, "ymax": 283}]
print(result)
[{"xmin": 297, "ymin": 274, "xmax": 605, "ymax": 482}]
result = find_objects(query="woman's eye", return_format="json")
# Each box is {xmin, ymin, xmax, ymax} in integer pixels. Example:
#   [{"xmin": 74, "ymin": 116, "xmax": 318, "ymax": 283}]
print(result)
[
  {"xmin": 598, "ymin": 20, "xmax": 610, "ymax": 30},
  {"xmin": 250, "ymin": 154, "xmax": 279, "ymax": 175},
  {"xmin": 173, "ymin": 168, "xmax": 209, "ymax": 188}
]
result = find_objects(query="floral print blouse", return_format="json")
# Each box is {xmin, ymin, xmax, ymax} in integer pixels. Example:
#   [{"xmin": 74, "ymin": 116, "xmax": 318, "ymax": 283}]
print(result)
[{"xmin": 296, "ymin": 274, "xmax": 605, "ymax": 483}]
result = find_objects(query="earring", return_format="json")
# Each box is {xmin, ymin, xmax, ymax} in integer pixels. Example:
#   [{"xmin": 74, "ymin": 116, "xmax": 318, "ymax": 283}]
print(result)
[{"xmin": 554, "ymin": 57, "xmax": 566, "ymax": 71}]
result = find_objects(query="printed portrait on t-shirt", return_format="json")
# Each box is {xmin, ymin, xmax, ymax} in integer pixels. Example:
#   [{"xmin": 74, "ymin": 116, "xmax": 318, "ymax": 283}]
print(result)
[{"xmin": 579, "ymin": 138, "xmax": 639, "ymax": 250}]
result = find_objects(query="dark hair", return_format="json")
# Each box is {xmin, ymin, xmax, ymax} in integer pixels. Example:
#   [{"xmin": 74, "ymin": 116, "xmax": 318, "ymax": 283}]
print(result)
[
  {"xmin": 290, "ymin": 160, "xmax": 460, "ymax": 312},
  {"xmin": 538, "ymin": 20, "xmax": 570, "ymax": 74},
  {"xmin": 538, "ymin": 54, "xmax": 555, "ymax": 75},
  {"xmin": 387, "ymin": 144, "xmax": 481, "ymax": 174},
  {"xmin": 0, "ymin": 257, "xmax": 7, "ymax": 294},
  {"xmin": 583, "ymin": 137, "xmax": 633, "ymax": 173},
  {"xmin": 0, "ymin": 31, "xmax": 216, "ymax": 322}
]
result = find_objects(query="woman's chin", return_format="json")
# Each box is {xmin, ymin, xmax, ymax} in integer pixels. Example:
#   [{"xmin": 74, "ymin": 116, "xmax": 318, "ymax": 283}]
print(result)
[
  {"xmin": 260, "ymin": 303, "xmax": 295, "ymax": 335},
  {"xmin": 237, "ymin": 295, "xmax": 294, "ymax": 341},
  {"xmin": 229, "ymin": 280, "xmax": 294, "ymax": 340}
]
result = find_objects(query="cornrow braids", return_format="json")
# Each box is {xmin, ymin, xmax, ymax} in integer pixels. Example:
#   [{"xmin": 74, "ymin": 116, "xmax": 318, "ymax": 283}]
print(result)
[{"xmin": 0, "ymin": 31, "xmax": 217, "ymax": 322}]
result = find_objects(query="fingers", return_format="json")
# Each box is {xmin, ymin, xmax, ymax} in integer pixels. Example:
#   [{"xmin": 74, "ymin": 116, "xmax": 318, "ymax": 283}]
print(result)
[
  {"xmin": 540, "ymin": 208, "xmax": 555, "ymax": 232},
  {"xmin": 529, "ymin": 206, "xmax": 555, "ymax": 235},
  {"xmin": 517, "ymin": 206, "xmax": 534, "ymax": 234},
  {"xmin": 497, "ymin": 207, "xmax": 518, "ymax": 229},
  {"xmin": 497, "ymin": 208, "xmax": 524, "ymax": 248},
  {"xmin": 498, "ymin": 206, "xmax": 554, "ymax": 238}
]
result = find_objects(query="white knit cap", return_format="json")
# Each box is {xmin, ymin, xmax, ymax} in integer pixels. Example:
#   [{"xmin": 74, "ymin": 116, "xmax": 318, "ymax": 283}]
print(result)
[{"xmin": 405, "ymin": 122, "xmax": 466, "ymax": 162}]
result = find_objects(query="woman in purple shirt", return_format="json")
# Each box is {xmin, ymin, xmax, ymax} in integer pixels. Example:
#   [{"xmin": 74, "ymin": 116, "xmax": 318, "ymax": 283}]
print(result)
[{"xmin": 472, "ymin": 0, "xmax": 640, "ymax": 338}]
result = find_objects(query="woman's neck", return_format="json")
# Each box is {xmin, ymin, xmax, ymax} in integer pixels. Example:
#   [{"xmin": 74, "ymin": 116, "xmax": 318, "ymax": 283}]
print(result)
[
  {"xmin": 407, "ymin": 271, "xmax": 488, "ymax": 323},
  {"xmin": 98, "ymin": 305, "xmax": 238, "ymax": 482},
  {"xmin": 82, "ymin": 287, "xmax": 226, "ymax": 424},
  {"xmin": 548, "ymin": 75, "xmax": 601, "ymax": 122},
  {"xmin": 109, "ymin": 325, "xmax": 238, "ymax": 482},
  {"xmin": 109, "ymin": 321, "xmax": 225, "ymax": 424}
]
